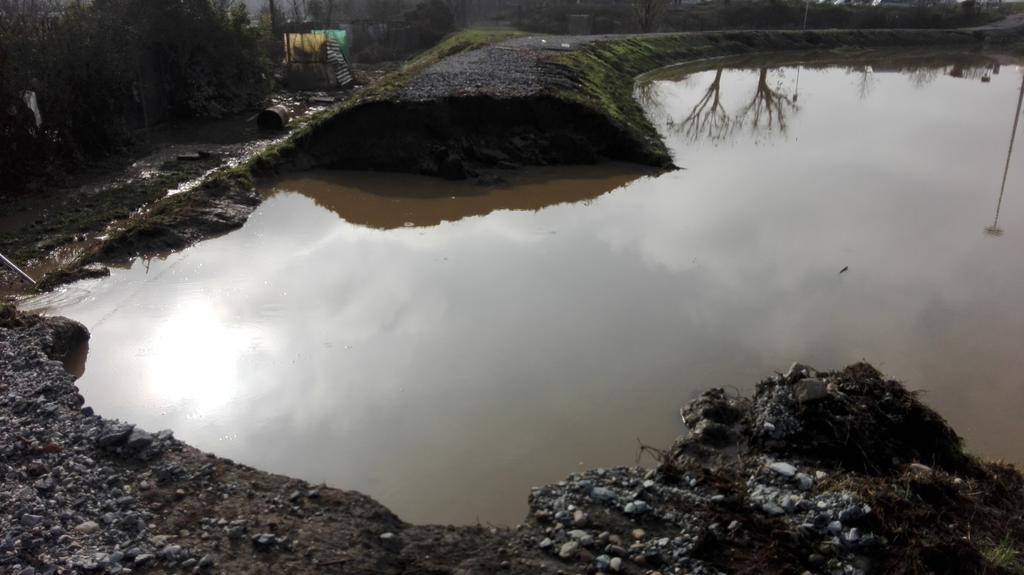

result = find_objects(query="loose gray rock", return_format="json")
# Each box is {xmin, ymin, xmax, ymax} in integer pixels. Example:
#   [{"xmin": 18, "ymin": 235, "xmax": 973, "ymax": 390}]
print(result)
[
  {"xmin": 97, "ymin": 423, "xmax": 134, "ymax": 448},
  {"xmin": 784, "ymin": 362, "xmax": 816, "ymax": 381},
  {"xmin": 793, "ymin": 378, "xmax": 828, "ymax": 403},
  {"xmin": 20, "ymin": 513, "xmax": 43, "ymax": 527},
  {"xmin": 125, "ymin": 428, "xmax": 153, "ymax": 450},
  {"xmin": 769, "ymin": 461, "xmax": 797, "ymax": 477},
  {"xmin": 379, "ymin": 531, "xmax": 401, "ymax": 551},
  {"xmin": 74, "ymin": 520, "xmax": 100, "ymax": 534}
]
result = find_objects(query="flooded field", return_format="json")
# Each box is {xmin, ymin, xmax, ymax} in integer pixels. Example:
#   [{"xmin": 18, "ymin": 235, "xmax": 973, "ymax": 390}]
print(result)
[{"xmin": 29, "ymin": 51, "xmax": 1024, "ymax": 526}]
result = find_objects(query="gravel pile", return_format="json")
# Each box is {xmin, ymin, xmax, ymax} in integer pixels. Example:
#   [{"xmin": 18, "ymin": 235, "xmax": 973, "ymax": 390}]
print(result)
[
  {"xmin": 745, "ymin": 457, "xmax": 878, "ymax": 574},
  {"xmin": 527, "ymin": 456, "xmax": 882, "ymax": 575},
  {"xmin": 0, "ymin": 322, "xmax": 214, "ymax": 574},
  {"xmin": 399, "ymin": 36, "xmax": 597, "ymax": 101},
  {"xmin": 529, "ymin": 465, "xmax": 722, "ymax": 574}
]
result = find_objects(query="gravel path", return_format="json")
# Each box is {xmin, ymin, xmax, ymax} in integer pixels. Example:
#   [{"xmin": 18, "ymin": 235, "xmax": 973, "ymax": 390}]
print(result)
[
  {"xmin": 398, "ymin": 35, "xmax": 608, "ymax": 100},
  {"xmin": 399, "ymin": 15, "xmax": 1024, "ymax": 101}
]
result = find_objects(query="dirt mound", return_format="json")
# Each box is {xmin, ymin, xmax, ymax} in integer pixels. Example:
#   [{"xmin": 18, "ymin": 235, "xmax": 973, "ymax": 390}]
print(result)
[
  {"xmin": 674, "ymin": 362, "xmax": 977, "ymax": 477},
  {"xmin": 749, "ymin": 362, "xmax": 978, "ymax": 476},
  {"xmin": 666, "ymin": 363, "xmax": 1024, "ymax": 574},
  {"xmin": 290, "ymin": 95, "xmax": 671, "ymax": 180},
  {"xmin": 89, "ymin": 172, "xmax": 260, "ymax": 264},
  {"xmin": 0, "ymin": 304, "xmax": 89, "ymax": 364}
]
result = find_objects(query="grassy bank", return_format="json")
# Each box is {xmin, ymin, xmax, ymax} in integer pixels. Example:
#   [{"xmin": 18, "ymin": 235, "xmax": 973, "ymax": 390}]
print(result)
[{"xmin": 0, "ymin": 157, "xmax": 221, "ymax": 268}]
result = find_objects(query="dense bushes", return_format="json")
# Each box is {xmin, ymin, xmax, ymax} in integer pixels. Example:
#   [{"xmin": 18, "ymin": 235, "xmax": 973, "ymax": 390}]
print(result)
[{"xmin": 0, "ymin": 0, "xmax": 271, "ymax": 191}]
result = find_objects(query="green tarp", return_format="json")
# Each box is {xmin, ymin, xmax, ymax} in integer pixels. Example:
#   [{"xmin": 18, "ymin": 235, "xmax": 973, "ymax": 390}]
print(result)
[{"xmin": 312, "ymin": 29, "xmax": 349, "ymax": 59}]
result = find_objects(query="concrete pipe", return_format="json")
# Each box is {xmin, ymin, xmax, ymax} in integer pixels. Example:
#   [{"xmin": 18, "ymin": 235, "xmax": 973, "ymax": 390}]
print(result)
[{"xmin": 257, "ymin": 106, "xmax": 290, "ymax": 131}]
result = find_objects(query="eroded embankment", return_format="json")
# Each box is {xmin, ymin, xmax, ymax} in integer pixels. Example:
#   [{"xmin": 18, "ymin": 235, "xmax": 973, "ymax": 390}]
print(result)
[
  {"xmin": 279, "ymin": 26, "xmax": 1024, "ymax": 179},
  {"xmin": 276, "ymin": 96, "xmax": 664, "ymax": 179},
  {"xmin": 2, "ymin": 305, "xmax": 1023, "ymax": 574}
]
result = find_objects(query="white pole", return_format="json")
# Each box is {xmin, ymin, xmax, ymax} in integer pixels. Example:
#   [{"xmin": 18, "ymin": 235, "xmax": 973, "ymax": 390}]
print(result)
[
  {"xmin": 0, "ymin": 252, "xmax": 36, "ymax": 285},
  {"xmin": 990, "ymin": 72, "xmax": 1024, "ymax": 236}
]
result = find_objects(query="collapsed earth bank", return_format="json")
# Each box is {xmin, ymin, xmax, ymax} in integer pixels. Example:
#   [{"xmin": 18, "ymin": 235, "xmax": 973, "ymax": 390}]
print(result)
[
  {"xmin": 278, "ymin": 26, "xmax": 1024, "ymax": 179},
  {"xmin": 2, "ymin": 305, "xmax": 1022, "ymax": 574}
]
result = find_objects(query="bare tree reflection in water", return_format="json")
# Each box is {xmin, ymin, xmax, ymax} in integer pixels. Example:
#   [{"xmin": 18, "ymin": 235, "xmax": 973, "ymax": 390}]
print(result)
[
  {"xmin": 849, "ymin": 65, "xmax": 877, "ymax": 100},
  {"xmin": 794, "ymin": 66, "xmax": 801, "ymax": 103},
  {"xmin": 656, "ymin": 55, "xmax": 1004, "ymax": 147},
  {"xmin": 665, "ymin": 66, "xmax": 799, "ymax": 143},
  {"xmin": 677, "ymin": 68, "xmax": 731, "ymax": 142},
  {"xmin": 908, "ymin": 67, "xmax": 941, "ymax": 88},
  {"xmin": 988, "ymin": 71, "xmax": 1024, "ymax": 238},
  {"xmin": 737, "ymin": 68, "xmax": 798, "ymax": 135}
]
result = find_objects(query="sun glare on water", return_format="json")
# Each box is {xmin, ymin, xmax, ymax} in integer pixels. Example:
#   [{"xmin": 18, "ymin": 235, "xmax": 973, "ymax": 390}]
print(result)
[{"xmin": 143, "ymin": 299, "xmax": 255, "ymax": 419}]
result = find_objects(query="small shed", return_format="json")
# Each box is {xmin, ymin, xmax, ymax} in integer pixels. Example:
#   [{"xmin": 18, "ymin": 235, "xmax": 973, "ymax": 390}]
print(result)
[
  {"xmin": 283, "ymin": 31, "xmax": 353, "ymax": 90},
  {"xmin": 312, "ymin": 29, "xmax": 350, "ymax": 58}
]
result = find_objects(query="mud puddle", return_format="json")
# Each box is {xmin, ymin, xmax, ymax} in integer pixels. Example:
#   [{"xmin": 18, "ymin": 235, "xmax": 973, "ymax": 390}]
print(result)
[{"xmin": 24, "ymin": 53, "xmax": 1024, "ymax": 526}]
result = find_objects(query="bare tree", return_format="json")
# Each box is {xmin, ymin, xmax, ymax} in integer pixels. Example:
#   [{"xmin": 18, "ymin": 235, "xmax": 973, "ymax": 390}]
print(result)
[
  {"xmin": 634, "ymin": 0, "xmax": 667, "ymax": 33},
  {"xmin": 267, "ymin": 0, "xmax": 279, "ymax": 31}
]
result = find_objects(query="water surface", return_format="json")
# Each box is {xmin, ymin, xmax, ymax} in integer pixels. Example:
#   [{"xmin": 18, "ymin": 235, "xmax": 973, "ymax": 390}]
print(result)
[{"xmin": 32, "ymin": 51, "xmax": 1024, "ymax": 525}]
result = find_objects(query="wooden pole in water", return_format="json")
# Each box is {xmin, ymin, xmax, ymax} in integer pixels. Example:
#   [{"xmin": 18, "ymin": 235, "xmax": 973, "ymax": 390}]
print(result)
[
  {"xmin": 989, "ymin": 72, "xmax": 1024, "ymax": 237},
  {"xmin": 0, "ymin": 252, "xmax": 36, "ymax": 285}
]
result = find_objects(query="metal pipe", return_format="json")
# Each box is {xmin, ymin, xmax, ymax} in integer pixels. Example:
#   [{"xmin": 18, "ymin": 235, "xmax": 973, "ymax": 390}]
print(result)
[{"xmin": 0, "ymin": 252, "xmax": 36, "ymax": 285}]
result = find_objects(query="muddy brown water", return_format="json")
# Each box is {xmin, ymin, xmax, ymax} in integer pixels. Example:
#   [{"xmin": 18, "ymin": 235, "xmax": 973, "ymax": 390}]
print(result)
[{"xmin": 24, "ymin": 52, "xmax": 1024, "ymax": 526}]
